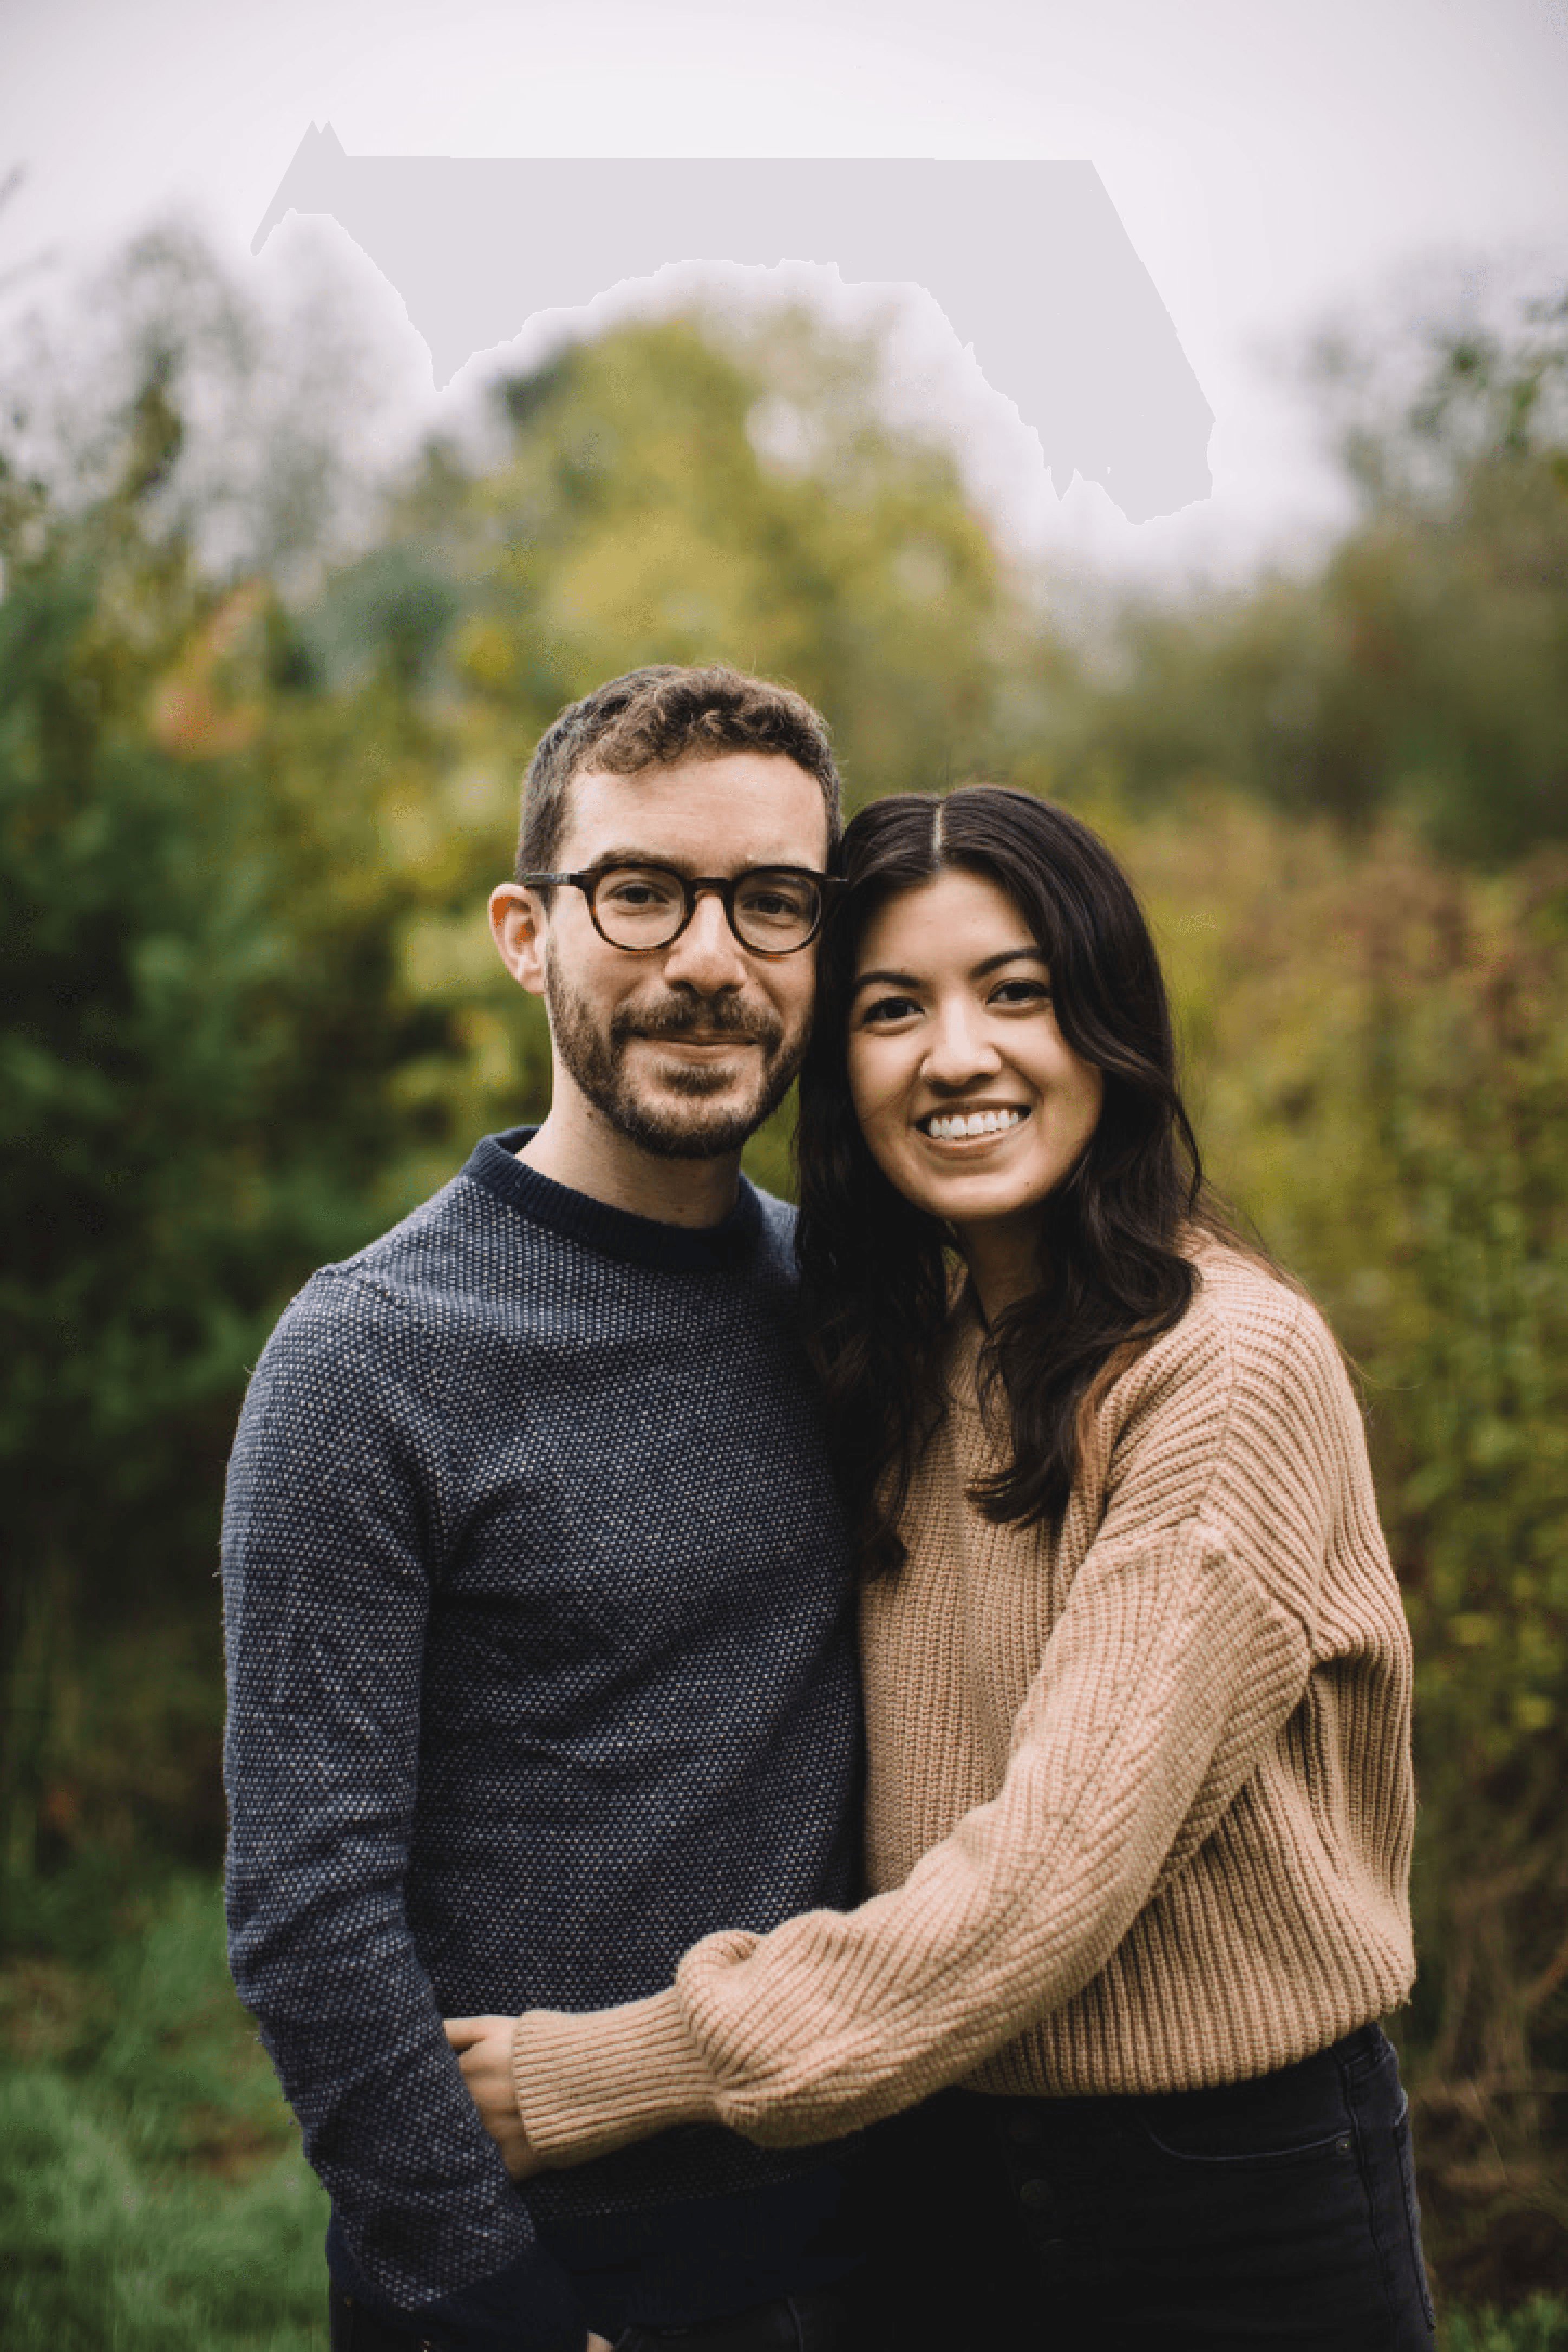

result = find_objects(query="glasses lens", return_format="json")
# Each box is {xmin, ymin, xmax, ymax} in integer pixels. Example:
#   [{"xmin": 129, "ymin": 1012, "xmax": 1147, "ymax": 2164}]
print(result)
[
  {"xmin": 590, "ymin": 866, "xmax": 689, "ymax": 948},
  {"xmin": 731, "ymin": 870, "xmax": 821, "ymax": 951}
]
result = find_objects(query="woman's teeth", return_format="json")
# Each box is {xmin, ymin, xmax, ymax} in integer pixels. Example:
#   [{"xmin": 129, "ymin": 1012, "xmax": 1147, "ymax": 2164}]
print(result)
[{"xmin": 924, "ymin": 1108, "xmax": 1025, "ymax": 1141}]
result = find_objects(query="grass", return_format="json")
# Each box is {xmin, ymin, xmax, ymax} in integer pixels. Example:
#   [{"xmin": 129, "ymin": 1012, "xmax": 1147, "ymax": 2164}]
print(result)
[
  {"xmin": 1, "ymin": 1867, "xmax": 1564, "ymax": 2349},
  {"xmin": 1446, "ymin": 2309, "xmax": 1568, "ymax": 2352},
  {"xmin": 0, "ymin": 1872, "xmax": 327, "ymax": 2351}
]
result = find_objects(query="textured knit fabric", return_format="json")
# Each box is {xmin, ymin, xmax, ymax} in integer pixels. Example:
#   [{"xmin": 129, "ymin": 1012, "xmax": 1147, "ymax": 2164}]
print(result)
[
  {"xmin": 509, "ymin": 1246, "xmax": 1417, "ymax": 2165},
  {"xmin": 222, "ymin": 1131, "xmax": 861, "ymax": 2329}
]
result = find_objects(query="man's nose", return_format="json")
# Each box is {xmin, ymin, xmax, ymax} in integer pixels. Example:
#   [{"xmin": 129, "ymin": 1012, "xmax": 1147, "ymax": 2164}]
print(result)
[
  {"xmin": 922, "ymin": 1001, "xmax": 1002, "ymax": 1087},
  {"xmin": 660, "ymin": 887, "xmax": 750, "ymax": 994}
]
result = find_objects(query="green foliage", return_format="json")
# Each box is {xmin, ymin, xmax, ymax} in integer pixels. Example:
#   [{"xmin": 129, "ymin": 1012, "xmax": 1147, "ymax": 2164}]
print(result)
[
  {"xmin": 455, "ymin": 309, "xmax": 1019, "ymax": 806},
  {"xmin": 1049, "ymin": 293, "xmax": 1568, "ymax": 862},
  {"xmin": 0, "ymin": 377, "xmax": 445, "ymax": 1877},
  {"xmin": 0, "ymin": 1877, "xmax": 326, "ymax": 2351},
  {"xmin": 1445, "ymin": 2304, "xmax": 1568, "ymax": 2352}
]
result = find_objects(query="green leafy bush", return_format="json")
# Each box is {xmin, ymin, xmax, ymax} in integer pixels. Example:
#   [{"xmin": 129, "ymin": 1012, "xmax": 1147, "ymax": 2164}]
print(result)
[{"xmin": 0, "ymin": 1879, "xmax": 326, "ymax": 2351}]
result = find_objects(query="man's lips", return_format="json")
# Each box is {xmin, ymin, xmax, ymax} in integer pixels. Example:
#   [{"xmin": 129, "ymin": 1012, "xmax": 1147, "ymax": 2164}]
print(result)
[{"xmin": 635, "ymin": 1031, "xmax": 759, "ymax": 1052}]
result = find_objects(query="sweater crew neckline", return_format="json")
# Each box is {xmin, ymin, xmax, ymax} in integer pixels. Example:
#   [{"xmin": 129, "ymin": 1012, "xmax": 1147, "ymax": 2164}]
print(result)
[{"xmin": 462, "ymin": 1129, "xmax": 767, "ymax": 1273}]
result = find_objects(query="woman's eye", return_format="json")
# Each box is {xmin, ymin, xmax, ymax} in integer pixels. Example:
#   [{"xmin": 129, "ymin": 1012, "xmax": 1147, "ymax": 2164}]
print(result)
[
  {"xmin": 860, "ymin": 995, "xmax": 920, "ymax": 1025},
  {"xmin": 991, "ymin": 979, "xmax": 1050, "ymax": 1007}
]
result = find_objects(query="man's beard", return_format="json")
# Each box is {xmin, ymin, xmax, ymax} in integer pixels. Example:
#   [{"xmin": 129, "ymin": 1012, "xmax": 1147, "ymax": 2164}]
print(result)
[{"xmin": 543, "ymin": 949, "xmax": 806, "ymax": 1160}]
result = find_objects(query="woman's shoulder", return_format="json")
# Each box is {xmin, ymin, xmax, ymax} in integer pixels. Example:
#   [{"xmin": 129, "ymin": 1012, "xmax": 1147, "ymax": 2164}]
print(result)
[
  {"xmin": 1076, "ymin": 1242, "xmax": 1369, "ymax": 1562},
  {"xmin": 1125, "ymin": 1237, "xmax": 1353, "ymax": 1426},
  {"xmin": 1185, "ymin": 1235, "xmax": 1305, "ymax": 1331}
]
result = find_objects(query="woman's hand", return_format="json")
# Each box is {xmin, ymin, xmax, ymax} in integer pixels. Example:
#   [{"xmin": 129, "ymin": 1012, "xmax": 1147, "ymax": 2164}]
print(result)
[{"xmin": 444, "ymin": 2015, "xmax": 541, "ymax": 2180}]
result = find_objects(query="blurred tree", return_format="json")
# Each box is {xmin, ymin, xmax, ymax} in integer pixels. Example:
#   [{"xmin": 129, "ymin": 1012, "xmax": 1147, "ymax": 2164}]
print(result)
[
  {"xmin": 391, "ymin": 304, "xmax": 1026, "ymax": 800},
  {"xmin": 1048, "ymin": 291, "xmax": 1568, "ymax": 862},
  {"xmin": 0, "ymin": 361, "xmax": 434, "ymax": 1876},
  {"xmin": 0, "ymin": 221, "xmax": 416, "ymax": 593}
]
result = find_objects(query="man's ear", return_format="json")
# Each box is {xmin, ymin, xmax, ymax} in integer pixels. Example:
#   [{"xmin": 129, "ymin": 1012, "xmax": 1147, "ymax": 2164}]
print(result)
[{"xmin": 489, "ymin": 883, "xmax": 550, "ymax": 999}]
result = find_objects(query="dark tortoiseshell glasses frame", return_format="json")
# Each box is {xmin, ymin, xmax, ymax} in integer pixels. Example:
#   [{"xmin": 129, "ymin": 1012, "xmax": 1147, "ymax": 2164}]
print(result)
[{"xmin": 517, "ymin": 863, "xmax": 844, "ymax": 956}]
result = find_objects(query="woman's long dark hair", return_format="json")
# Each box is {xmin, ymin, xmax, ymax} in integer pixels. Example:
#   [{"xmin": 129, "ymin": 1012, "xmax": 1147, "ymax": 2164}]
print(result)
[{"xmin": 795, "ymin": 786, "xmax": 1251, "ymax": 1578}]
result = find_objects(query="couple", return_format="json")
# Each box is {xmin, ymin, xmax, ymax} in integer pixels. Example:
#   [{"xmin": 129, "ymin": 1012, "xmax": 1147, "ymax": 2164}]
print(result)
[{"xmin": 223, "ymin": 663, "xmax": 1434, "ymax": 2352}]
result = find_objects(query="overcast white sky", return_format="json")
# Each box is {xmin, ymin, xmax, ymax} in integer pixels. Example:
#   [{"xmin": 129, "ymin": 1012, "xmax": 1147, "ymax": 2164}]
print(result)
[{"xmin": 3, "ymin": 0, "xmax": 1566, "ymax": 586}]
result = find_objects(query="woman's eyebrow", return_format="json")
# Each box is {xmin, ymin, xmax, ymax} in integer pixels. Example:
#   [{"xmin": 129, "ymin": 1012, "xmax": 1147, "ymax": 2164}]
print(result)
[
  {"xmin": 851, "ymin": 968, "xmax": 922, "ymax": 996},
  {"xmin": 973, "ymin": 947, "xmax": 1049, "ymax": 977},
  {"xmin": 852, "ymin": 946, "xmax": 1049, "ymax": 996}
]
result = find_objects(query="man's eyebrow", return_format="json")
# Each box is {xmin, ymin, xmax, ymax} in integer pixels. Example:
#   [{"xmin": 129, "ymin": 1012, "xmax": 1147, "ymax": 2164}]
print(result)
[
  {"xmin": 571, "ymin": 847, "xmax": 685, "ymax": 872},
  {"xmin": 572, "ymin": 850, "xmax": 815, "ymax": 874},
  {"xmin": 851, "ymin": 946, "xmax": 1048, "ymax": 996}
]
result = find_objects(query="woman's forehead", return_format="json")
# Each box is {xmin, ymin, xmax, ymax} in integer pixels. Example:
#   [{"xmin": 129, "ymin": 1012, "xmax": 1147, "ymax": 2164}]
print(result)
[{"xmin": 855, "ymin": 866, "xmax": 1040, "ymax": 963}]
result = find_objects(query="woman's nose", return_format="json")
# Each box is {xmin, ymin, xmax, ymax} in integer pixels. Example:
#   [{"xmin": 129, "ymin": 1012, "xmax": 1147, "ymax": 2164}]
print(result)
[{"xmin": 922, "ymin": 1001, "xmax": 1002, "ymax": 1086}]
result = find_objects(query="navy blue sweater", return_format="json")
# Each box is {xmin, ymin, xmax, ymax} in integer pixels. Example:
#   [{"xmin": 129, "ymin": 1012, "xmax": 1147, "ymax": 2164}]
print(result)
[{"xmin": 223, "ymin": 1133, "xmax": 862, "ymax": 2345}]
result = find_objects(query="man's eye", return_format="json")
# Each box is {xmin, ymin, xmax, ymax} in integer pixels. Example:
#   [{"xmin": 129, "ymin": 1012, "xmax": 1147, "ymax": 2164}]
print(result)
[
  {"xmin": 603, "ymin": 872, "xmax": 680, "ymax": 910},
  {"xmin": 737, "ymin": 879, "xmax": 814, "ymax": 922}
]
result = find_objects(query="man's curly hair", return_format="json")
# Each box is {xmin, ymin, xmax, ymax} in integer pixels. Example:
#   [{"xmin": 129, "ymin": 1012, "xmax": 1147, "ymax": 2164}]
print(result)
[{"xmin": 515, "ymin": 664, "xmax": 842, "ymax": 880}]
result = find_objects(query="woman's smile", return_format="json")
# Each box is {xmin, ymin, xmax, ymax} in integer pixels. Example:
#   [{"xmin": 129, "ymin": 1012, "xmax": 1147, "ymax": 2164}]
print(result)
[{"xmin": 918, "ymin": 1104, "xmax": 1030, "ymax": 1144}]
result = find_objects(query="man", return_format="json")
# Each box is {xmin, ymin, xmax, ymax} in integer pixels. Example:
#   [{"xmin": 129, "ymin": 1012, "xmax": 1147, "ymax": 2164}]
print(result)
[{"xmin": 223, "ymin": 665, "xmax": 863, "ymax": 2352}]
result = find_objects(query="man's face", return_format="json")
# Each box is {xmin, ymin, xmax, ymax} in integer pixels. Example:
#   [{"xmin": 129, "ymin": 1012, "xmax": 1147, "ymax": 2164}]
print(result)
[{"xmin": 532, "ymin": 752, "xmax": 831, "ymax": 1161}]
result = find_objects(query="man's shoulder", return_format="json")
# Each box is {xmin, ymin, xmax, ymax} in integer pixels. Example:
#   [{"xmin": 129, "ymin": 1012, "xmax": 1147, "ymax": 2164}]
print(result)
[
  {"xmin": 285, "ymin": 1196, "xmax": 463, "ymax": 1322},
  {"xmin": 310, "ymin": 1134, "xmax": 553, "ymax": 1308},
  {"xmin": 746, "ymin": 1180, "xmax": 799, "ymax": 1263},
  {"xmin": 252, "ymin": 1154, "xmax": 506, "ymax": 1375},
  {"xmin": 246, "ymin": 1257, "xmax": 435, "ymax": 1418},
  {"xmin": 737, "ymin": 1182, "xmax": 806, "ymax": 1308}
]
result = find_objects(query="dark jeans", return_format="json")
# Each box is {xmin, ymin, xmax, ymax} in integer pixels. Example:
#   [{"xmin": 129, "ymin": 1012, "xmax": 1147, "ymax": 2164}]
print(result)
[
  {"xmin": 852, "ymin": 2024, "xmax": 1437, "ymax": 2351},
  {"xmin": 327, "ymin": 2161, "xmax": 855, "ymax": 2352},
  {"xmin": 328, "ymin": 2282, "xmax": 845, "ymax": 2352}
]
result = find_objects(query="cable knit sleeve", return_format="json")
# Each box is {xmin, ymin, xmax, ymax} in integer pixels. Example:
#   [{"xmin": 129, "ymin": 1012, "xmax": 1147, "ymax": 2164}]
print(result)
[{"xmin": 509, "ymin": 1277, "xmax": 1363, "ymax": 2164}]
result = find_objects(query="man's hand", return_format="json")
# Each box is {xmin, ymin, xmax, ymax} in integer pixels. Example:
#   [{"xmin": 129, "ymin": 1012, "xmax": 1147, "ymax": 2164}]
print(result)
[{"xmin": 445, "ymin": 2015, "xmax": 541, "ymax": 2181}]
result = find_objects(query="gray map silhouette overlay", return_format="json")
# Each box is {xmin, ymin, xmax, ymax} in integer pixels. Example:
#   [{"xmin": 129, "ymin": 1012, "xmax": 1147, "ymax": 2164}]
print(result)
[{"xmin": 254, "ymin": 126, "xmax": 1213, "ymax": 523}]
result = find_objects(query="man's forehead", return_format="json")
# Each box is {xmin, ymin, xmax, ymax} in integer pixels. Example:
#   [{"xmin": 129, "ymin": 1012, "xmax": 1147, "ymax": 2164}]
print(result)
[{"xmin": 557, "ymin": 752, "xmax": 829, "ymax": 865}]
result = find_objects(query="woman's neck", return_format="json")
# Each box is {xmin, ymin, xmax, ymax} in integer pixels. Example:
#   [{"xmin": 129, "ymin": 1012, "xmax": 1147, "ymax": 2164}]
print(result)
[{"xmin": 953, "ymin": 1214, "xmax": 1046, "ymax": 1327}]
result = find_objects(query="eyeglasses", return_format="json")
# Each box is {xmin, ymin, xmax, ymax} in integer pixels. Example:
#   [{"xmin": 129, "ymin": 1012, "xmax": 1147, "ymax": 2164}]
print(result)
[{"xmin": 517, "ymin": 863, "xmax": 842, "ymax": 956}]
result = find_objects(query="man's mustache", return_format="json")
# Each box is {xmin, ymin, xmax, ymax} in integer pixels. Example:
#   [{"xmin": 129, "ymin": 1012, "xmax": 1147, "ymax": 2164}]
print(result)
[{"xmin": 612, "ymin": 995, "xmax": 784, "ymax": 1049}]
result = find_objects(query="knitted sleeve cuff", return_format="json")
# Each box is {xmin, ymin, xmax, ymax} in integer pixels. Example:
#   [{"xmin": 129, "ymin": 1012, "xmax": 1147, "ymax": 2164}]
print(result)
[{"xmin": 512, "ymin": 1989, "xmax": 726, "ymax": 2167}]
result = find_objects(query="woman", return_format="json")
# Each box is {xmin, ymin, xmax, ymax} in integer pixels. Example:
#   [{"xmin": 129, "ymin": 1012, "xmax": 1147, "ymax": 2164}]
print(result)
[{"xmin": 449, "ymin": 787, "xmax": 1435, "ymax": 2349}]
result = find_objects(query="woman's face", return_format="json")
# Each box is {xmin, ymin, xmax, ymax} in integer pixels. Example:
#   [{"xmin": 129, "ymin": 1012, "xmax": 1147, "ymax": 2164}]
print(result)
[{"xmin": 845, "ymin": 867, "xmax": 1104, "ymax": 1299}]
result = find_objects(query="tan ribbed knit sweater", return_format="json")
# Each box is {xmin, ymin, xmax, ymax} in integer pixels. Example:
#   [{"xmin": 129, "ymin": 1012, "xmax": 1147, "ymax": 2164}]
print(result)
[{"xmin": 511, "ymin": 1246, "xmax": 1417, "ymax": 2165}]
